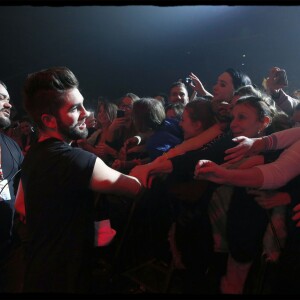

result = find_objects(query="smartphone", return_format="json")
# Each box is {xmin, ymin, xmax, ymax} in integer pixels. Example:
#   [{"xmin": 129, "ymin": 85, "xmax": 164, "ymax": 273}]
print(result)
[
  {"xmin": 117, "ymin": 109, "xmax": 125, "ymax": 118},
  {"xmin": 274, "ymin": 69, "xmax": 288, "ymax": 86}
]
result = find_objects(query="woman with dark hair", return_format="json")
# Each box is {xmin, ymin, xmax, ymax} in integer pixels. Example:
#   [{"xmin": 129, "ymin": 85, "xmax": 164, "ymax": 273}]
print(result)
[{"xmin": 188, "ymin": 68, "xmax": 252, "ymax": 123}]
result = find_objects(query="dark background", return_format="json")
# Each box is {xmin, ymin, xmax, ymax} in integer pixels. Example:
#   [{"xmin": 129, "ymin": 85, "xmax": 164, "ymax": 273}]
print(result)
[{"xmin": 1, "ymin": 4, "xmax": 300, "ymax": 116}]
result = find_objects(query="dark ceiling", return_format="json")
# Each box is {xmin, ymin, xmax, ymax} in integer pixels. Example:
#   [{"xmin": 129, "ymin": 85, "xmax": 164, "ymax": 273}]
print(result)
[{"xmin": 1, "ymin": 5, "xmax": 300, "ymax": 115}]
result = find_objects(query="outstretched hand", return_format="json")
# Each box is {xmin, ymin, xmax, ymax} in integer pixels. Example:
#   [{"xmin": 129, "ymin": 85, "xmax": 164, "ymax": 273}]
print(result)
[
  {"xmin": 224, "ymin": 136, "xmax": 259, "ymax": 163},
  {"xmin": 130, "ymin": 164, "xmax": 154, "ymax": 189},
  {"xmin": 194, "ymin": 160, "xmax": 227, "ymax": 184}
]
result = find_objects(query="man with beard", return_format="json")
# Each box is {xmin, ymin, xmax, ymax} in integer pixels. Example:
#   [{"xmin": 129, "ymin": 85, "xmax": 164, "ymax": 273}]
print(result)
[
  {"xmin": 14, "ymin": 67, "xmax": 142, "ymax": 294},
  {"xmin": 0, "ymin": 81, "xmax": 24, "ymax": 292}
]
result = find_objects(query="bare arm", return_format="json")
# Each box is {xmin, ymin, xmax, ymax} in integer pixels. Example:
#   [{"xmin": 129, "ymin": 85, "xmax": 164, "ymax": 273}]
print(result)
[
  {"xmin": 90, "ymin": 157, "xmax": 142, "ymax": 197},
  {"xmin": 196, "ymin": 139, "xmax": 300, "ymax": 190},
  {"xmin": 224, "ymin": 127, "xmax": 300, "ymax": 163},
  {"xmin": 194, "ymin": 159, "xmax": 264, "ymax": 188},
  {"xmin": 189, "ymin": 72, "xmax": 214, "ymax": 98},
  {"xmin": 130, "ymin": 159, "xmax": 173, "ymax": 188}
]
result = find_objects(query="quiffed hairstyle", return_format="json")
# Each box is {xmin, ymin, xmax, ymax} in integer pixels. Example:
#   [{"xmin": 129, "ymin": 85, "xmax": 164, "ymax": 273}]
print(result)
[{"xmin": 23, "ymin": 67, "xmax": 79, "ymax": 129}]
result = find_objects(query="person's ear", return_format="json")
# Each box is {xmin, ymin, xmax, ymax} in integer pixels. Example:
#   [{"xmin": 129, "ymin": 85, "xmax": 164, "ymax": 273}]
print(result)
[
  {"xmin": 260, "ymin": 115, "xmax": 271, "ymax": 132},
  {"xmin": 194, "ymin": 120, "xmax": 203, "ymax": 132},
  {"xmin": 41, "ymin": 114, "xmax": 57, "ymax": 129}
]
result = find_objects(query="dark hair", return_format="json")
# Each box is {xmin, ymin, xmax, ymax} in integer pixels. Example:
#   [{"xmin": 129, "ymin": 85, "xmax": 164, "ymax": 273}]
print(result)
[
  {"xmin": 132, "ymin": 98, "xmax": 165, "ymax": 133},
  {"xmin": 165, "ymin": 102, "xmax": 184, "ymax": 119},
  {"xmin": 185, "ymin": 97, "xmax": 216, "ymax": 130},
  {"xmin": 234, "ymin": 85, "xmax": 276, "ymax": 108},
  {"xmin": 235, "ymin": 95, "xmax": 275, "ymax": 122},
  {"xmin": 153, "ymin": 92, "xmax": 167, "ymax": 107},
  {"xmin": 23, "ymin": 67, "xmax": 79, "ymax": 129},
  {"xmin": 234, "ymin": 85, "xmax": 262, "ymax": 98},
  {"xmin": 168, "ymin": 81, "xmax": 188, "ymax": 94},
  {"xmin": 225, "ymin": 68, "xmax": 252, "ymax": 90},
  {"xmin": 0, "ymin": 80, "xmax": 7, "ymax": 90}
]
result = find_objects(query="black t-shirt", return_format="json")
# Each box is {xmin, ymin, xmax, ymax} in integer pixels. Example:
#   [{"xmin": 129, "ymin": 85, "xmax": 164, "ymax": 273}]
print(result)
[
  {"xmin": 170, "ymin": 131, "xmax": 236, "ymax": 181},
  {"xmin": 0, "ymin": 133, "xmax": 23, "ymax": 248},
  {"xmin": 21, "ymin": 138, "xmax": 97, "ymax": 293}
]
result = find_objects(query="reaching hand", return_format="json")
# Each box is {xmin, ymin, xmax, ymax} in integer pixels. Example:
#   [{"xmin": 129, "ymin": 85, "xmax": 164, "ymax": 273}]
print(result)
[
  {"xmin": 111, "ymin": 159, "xmax": 123, "ymax": 170},
  {"xmin": 124, "ymin": 136, "xmax": 141, "ymax": 149},
  {"xmin": 130, "ymin": 164, "xmax": 154, "ymax": 189},
  {"xmin": 95, "ymin": 143, "xmax": 112, "ymax": 158},
  {"xmin": 194, "ymin": 160, "xmax": 227, "ymax": 184},
  {"xmin": 224, "ymin": 136, "xmax": 262, "ymax": 163}
]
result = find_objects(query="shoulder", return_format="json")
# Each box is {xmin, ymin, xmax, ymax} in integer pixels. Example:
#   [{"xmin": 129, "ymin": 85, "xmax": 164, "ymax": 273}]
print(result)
[
  {"xmin": 0, "ymin": 132, "xmax": 23, "ymax": 154},
  {"xmin": 161, "ymin": 118, "xmax": 182, "ymax": 134}
]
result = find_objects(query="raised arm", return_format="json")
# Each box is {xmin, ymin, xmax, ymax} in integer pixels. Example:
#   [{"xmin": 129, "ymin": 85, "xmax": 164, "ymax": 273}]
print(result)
[{"xmin": 264, "ymin": 67, "xmax": 299, "ymax": 116}]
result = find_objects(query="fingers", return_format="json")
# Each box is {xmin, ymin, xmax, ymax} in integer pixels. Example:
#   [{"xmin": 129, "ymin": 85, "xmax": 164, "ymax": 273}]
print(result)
[
  {"xmin": 293, "ymin": 203, "xmax": 300, "ymax": 212},
  {"xmin": 147, "ymin": 176, "xmax": 154, "ymax": 189},
  {"xmin": 231, "ymin": 136, "xmax": 247, "ymax": 143},
  {"xmin": 224, "ymin": 145, "xmax": 244, "ymax": 156},
  {"xmin": 292, "ymin": 211, "xmax": 300, "ymax": 223},
  {"xmin": 194, "ymin": 159, "xmax": 211, "ymax": 171},
  {"xmin": 224, "ymin": 155, "xmax": 244, "ymax": 164},
  {"xmin": 194, "ymin": 160, "xmax": 214, "ymax": 177},
  {"xmin": 292, "ymin": 203, "xmax": 300, "ymax": 226},
  {"xmin": 224, "ymin": 137, "xmax": 249, "ymax": 161}
]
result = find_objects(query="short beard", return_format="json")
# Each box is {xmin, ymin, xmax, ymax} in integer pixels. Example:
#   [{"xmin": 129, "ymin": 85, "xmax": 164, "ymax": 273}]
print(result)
[
  {"xmin": 56, "ymin": 117, "xmax": 88, "ymax": 142},
  {"xmin": 0, "ymin": 116, "xmax": 11, "ymax": 129}
]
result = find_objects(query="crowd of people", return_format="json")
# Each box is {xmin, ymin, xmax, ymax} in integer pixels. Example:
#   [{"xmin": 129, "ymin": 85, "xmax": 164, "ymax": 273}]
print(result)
[{"xmin": 1, "ymin": 65, "xmax": 300, "ymax": 295}]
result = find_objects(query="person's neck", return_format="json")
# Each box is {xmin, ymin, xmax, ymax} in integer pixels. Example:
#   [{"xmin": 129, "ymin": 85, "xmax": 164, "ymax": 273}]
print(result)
[{"xmin": 38, "ymin": 130, "xmax": 64, "ymax": 143}]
